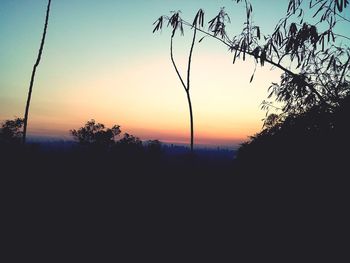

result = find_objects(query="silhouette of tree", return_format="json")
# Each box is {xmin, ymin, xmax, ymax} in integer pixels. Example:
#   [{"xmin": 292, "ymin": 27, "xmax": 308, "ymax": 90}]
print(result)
[
  {"xmin": 153, "ymin": 9, "xmax": 205, "ymax": 152},
  {"xmin": 236, "ymin": 90, "xmax": 350, "ymax": 174},
  {"xmin": 261, "ymin": 0, "xmax": 350, "ymax": 113},
  {"xmin": 70, "ymin": 119, "xmax": 121, "ymax": 148},
  {"xmin": 0, "ymin": 118, "xmax": 24, "ymax": 144},
  {"xmin": 154, "ymin": 1, "xmax": 349, "ymax": 116},
  {"xmin": 117, "ymin": 133, "xmax": 142, "ymax": 147},
  {"xmin": 23, "ymin": 0, "xmax": 52, "ymax": 144},
  {"xmin": 114, "ymin": 133, "xmax": 143, "ymax": 158},
  {"xmin": 263, "ymin": 114, "xmax": 280, "ymax": 130}
]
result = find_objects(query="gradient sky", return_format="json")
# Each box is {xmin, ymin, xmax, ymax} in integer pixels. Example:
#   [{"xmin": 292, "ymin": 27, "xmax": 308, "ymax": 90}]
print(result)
[{"xmin": 1, "ymin": 0, "xmax": 348, "ymax": 147}]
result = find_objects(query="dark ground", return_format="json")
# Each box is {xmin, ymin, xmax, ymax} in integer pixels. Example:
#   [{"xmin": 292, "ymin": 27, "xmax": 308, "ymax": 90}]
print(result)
[{"xmin": 1, "ymin": 144, "xmax": 348, "ymax": 262}]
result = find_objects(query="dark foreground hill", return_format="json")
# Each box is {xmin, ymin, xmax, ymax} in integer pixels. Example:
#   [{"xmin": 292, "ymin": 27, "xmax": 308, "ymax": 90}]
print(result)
[{"xmin": 1, "ymin": 142, "xmax": 348, "ymax": 261}]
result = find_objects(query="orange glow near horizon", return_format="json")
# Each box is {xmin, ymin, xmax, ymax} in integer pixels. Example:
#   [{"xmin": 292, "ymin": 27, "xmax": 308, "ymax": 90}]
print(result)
[{"xmin": 19, "ymin": 51, "xmax": 282, "ymax": 147}]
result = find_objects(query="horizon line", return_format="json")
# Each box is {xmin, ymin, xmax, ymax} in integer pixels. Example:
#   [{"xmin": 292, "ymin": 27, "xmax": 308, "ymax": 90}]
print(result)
[{"xmin": 26, "ymin": 134, "xmax": 242, "ymax": 150}]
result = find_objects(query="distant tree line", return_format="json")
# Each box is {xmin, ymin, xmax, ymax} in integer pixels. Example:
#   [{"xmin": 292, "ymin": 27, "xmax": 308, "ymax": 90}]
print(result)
[
  {"xmin": 0, "ymin": 118, "xmax": 162, "ymax": 159},
  {"xmin": 69, "ymin": 119, "xmax": 161, "ymax": 152}
]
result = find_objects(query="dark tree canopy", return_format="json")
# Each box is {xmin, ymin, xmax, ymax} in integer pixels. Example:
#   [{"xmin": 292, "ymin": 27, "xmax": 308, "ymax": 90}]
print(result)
[
  {"xmin": 236, "ymin": 93, "xmax": 350, "ymax": 173},
  {"xmin": 70, "ymin": 119, "xmax": 121, "ymax": 147},
  {"xmin": 117, "ymin": 133, "xmax": 142, "ymax": 147},
  {"xmin": 0, "ymin": 118, "xmax": 24, "ymax": 144},
  {"xmin": 70, "ymin": 120, "xmax": 145, "ymax": 155}
]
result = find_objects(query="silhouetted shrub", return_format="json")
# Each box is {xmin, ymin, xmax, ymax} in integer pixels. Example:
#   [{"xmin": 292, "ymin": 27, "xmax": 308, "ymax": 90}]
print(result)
[
  {"xmin": 115, "ymin": 133, "xmax": 143, "ymax": 156},
  {"xmin": 0, "ymin": 118, "xmax": 24, "ymax": 145},
  {"xmin": 236, "ymin": 95, "xmax": 350, "ymax": 175},
  {"xmin": 70, "ymin": 119, "xmax": 121, "ymax": 148}
]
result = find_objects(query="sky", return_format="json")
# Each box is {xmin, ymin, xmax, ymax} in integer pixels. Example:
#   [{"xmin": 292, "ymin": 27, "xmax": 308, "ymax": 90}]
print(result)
[{"xmin": 0, "ymin": 0, "xmax": 348, "ymax": 147}]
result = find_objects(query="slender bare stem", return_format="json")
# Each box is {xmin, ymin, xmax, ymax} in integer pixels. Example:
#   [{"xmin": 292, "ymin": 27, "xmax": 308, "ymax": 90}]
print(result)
[
  {"xmin": 170, "ymin": 36, "xmax": 187, "ymax": 92},
  {"xmin": 186, "ymin": 27, "xmax": 197, "ymax": 152},
  {"xmin": 23, "ymin": 0, "xmax": 52, "ymax": 144}
]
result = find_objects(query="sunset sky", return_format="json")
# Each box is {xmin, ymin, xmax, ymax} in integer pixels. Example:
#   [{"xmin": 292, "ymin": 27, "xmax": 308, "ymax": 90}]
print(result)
[{"xmin": 1, "ymin": 0, "xmax": 348, "ymax": 147}]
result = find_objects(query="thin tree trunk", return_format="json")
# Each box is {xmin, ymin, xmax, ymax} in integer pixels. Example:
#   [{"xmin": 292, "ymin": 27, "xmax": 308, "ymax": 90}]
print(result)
[
  {"xmin": 170, "ymin": 36, "xmax": 187, "ymax": 90},
  {"xmin": 22, "ymin": 0, "xmax": 52, "ymax": 144},
  {"xmin": 186, "ymin": 27, "xmax": 197, "ymax": 152},
  {"xmin": 186, "ymin": 90, "xmax": 194, "ymax": 152}
]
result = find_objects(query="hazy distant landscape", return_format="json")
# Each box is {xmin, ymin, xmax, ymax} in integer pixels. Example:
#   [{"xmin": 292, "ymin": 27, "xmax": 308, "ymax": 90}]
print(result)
[{"xmin": 28, "ymin": 137, "xmax": 237, "ymax": 159}]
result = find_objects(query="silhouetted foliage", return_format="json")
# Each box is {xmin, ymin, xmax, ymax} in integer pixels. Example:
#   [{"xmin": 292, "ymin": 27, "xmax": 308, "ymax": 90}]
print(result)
[
  {"xmin": 0, "ymin": 118, "xmax": 24, "ymax": 144},
  {"xmin": 155, "ymin": 0, "xmax": 349, "ymax": 116},
  {"xmin": 69, "ymin": 119, "xmax": 148, "ymax": 161},
  {"xmin": 117, "ymin": 133, "xmax": 141, "ymax": 145},
  {"xmin": 70, "ymin": 119, "xmax": 121, "ymax": 148},
  {"xmin": 232, "ymin": 0, "xmax": 350, "ymax": 174},
  {"xmin": 114, "ymin": 133, "xmax": 143, "ymax": 157},
  {"xmin": 236, "ymin": 92, "xmax": 350, "ymax": 174},
  {"xmin": 117, "ymin": 133, "xmax": 142, "ymax": 148},
  {"xmin": 155, "ymin": 0, "xmax": 349, "ymax": 175}
]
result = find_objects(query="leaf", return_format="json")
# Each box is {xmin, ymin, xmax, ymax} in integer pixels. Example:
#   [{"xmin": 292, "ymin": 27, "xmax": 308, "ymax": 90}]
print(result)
[
  {"xmin": 192, "ymin": 9, "xmax": 204, "ymax": 28},
  {"xmin": 321, "ymin": 37, "xmax": 325, "ymax": 51},
  {"xmin": 331, "ymin": 31, "xmax": 335, "ymax": 42},
  {"xmin": 152, "ymin": 16, "xmax": 163, "ymax": 33},
  {"xmin": 271, "ymin": 43, "xmax": 280, "ymax": 59},
  {"xmin": 260, "ymin": 50, "xmax": 266, "ymax": 66},
  {"xmin": 250, "ymin": 72, "xmax": 255, "ymax": 83},
  {"xmin": 192, "ymin": 12, "xmax": 199, "ymax": 28},
  {"xmin": 232, "ymin": 48, "xmax": 238, "ymax": 64},
  {"xmin": 198, "ymin": 36, "xmax": 206, "ymax": 43},
  {"xmin": 327, "ymin": 31, "xmax": 330, "ymax": 42},
  {"xmin": 326, "ymin": 56, "xmax": 334, "ymax": 70},
  {"xmin": 298, "ymin": 9, "xmax": 303, "ymax": 17},
  {"xmin": 313, "ymin": 1, "xmax": 327, "ymax": 17},
  {"xmin": 336, "ymin": 0, "xmax": 343, "ymax": 12},
  {"xmin": 200, "ymin": 9, "xmax": 204, "ymax": 27},
  {"xmin": 252, "ymin": 47, "xmax": 260, "ymax": 59},
  {"xmin": 289, "ymin": 23, "xmax": 297, "ymax": 36},
  {"xmin": 287, "ymin": 0, "xmax": 293, "ymax": 14}
]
